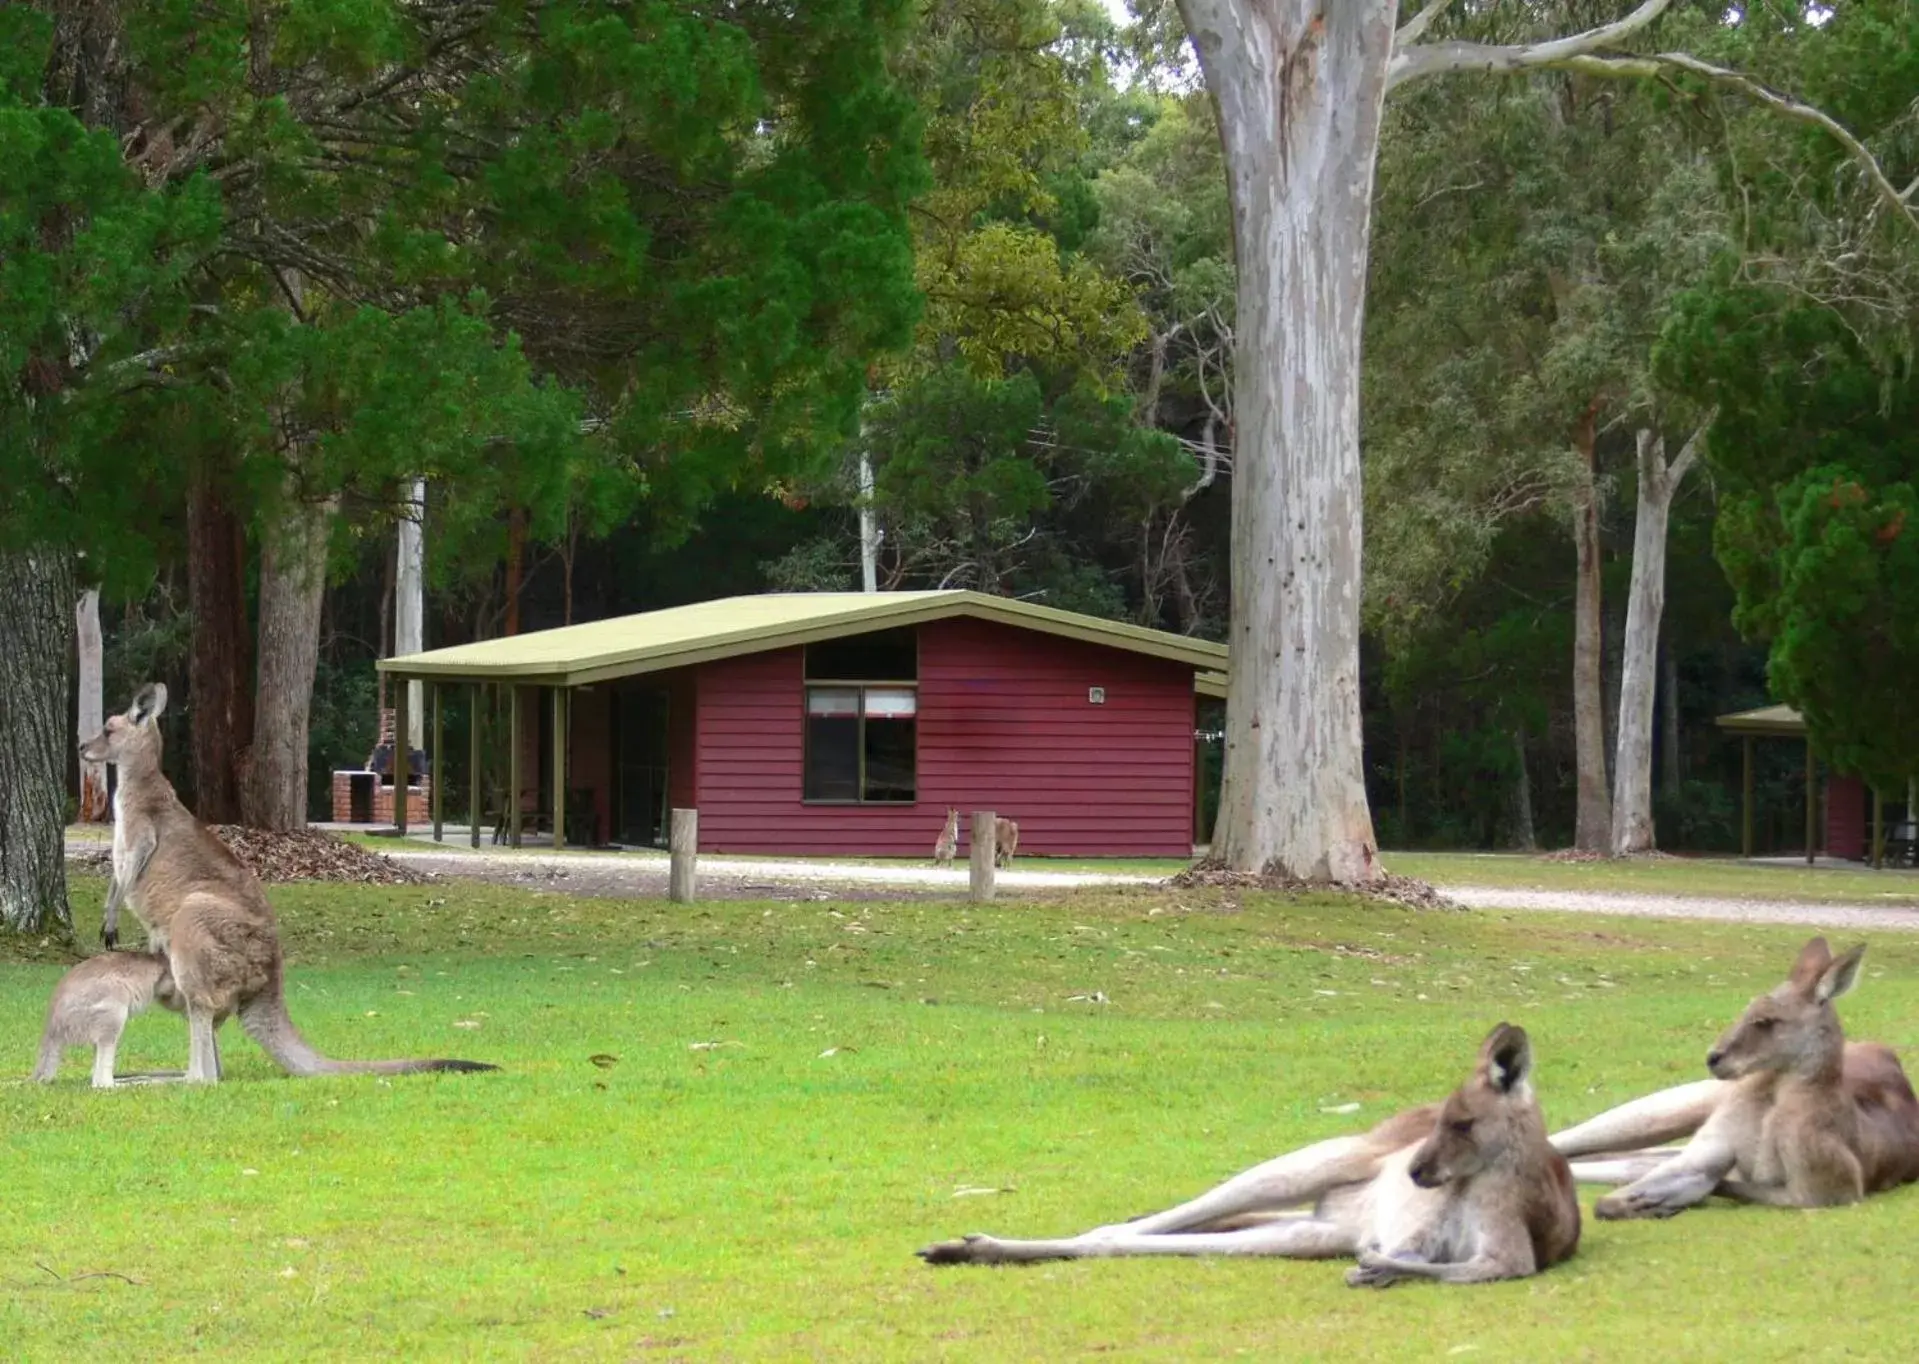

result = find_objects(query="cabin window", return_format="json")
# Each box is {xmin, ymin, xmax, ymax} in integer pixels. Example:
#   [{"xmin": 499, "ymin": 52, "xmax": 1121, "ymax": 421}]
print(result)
[
  {"xmin": 803, "ymin": 627, "xmax": 918, "ymax": 683},
  {"xmin": 804, "ymin": 685, "xmax": 917, "ymax": 803}
]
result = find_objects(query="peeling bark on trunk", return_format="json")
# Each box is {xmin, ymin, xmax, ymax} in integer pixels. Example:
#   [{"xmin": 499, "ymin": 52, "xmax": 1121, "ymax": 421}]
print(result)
[
  {"xmin": 1611, "ymin": 423, "xmax": 1703, "ymax": 856},
  {"xmin": 186, "ymin": 468, "xmax": 252, "ymax": 822},
  {"xmin": 1182, "ymin": 0, "xmax": 1392, "ymax": 882},
  {"xmin": 0, "ymin": 549, "xmax": 75, "ymax": 935},
  {"xmin": 1572, "ymin": 402, "xmax": 1611, "ymax": 852},
  {"xmin": 241, "ymin": 490, "xmax": 337, "ymax": 831},
  {"xmin": 75, "ymin": 587, "xmax": 107, "ymax": 822}
]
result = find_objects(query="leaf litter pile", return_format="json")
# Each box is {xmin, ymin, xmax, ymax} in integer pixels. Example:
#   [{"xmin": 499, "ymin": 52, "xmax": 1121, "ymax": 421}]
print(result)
[{"xmin": 207, "ymin": 827, "xmax": 427, "ymax": 885}]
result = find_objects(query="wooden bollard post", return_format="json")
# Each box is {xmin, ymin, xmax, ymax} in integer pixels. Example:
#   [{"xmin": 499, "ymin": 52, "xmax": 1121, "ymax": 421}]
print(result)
[
  {"xmin": 670, "ymin": 808, "xmax": 699, "ymax": 904},
  {"xmin": 970, "ymin": 810, "xmax": 997, "ymax": 903}
]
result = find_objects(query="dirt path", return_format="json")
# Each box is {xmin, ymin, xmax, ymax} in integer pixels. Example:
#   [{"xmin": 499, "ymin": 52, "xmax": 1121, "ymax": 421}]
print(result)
[
  {"xmin": 1441, "ymin": 884, "xmax": 1919, "ymax": 933},
  {"xmin": 387, "ymin": 847, "xmax": 1159, "ymax": 902}
]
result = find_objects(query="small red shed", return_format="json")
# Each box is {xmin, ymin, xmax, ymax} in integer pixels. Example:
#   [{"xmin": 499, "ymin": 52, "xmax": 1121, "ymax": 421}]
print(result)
[{"xmin": 379, "ymin": 592, "xmax": 1229, "ymax": 859}]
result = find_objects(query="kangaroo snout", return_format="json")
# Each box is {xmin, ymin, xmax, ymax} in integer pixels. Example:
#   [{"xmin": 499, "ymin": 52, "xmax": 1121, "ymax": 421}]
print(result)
[
  {"xmin": 1706, "ymin": 1048, "xmax": 1726, "ymax": 1074},
  {"xmin": 1409, "ymin": 1159, "xmax": 1441, "ymax": 1190}
]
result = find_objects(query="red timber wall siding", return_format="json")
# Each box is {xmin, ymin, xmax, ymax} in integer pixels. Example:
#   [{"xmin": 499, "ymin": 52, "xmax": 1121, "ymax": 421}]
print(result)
[
  {"xmin": 692, "ymin": 616, "xmax": 1196, "ymax": 856},
  {"xmin": 666, "ymin": 670, "xmax": 698, "ymax": 814},
  {"xmin": 1827, "ymin": 774, "xmax": 1865, "ymax": 861}
]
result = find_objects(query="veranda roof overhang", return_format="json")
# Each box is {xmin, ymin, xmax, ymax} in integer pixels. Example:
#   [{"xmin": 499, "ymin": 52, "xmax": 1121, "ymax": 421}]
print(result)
[
  {"xmin": 379, "ymin": 590, "xmax": 1231, "ymax": 691},
  {"xmin": 1714, "ymin": 703, "xmax": 1807, "ymax": 737}
]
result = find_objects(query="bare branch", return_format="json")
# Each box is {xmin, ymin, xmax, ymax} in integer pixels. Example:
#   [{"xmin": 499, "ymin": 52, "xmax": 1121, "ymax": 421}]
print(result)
[{"xmin": 1386, "ymin": 0, "xmax": 1674, "ymax": 92}]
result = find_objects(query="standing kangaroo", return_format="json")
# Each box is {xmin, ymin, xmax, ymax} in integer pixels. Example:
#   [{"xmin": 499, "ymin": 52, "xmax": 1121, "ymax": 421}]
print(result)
[
  {"xmin": 920, "ymin": 1022, "xmax": 1580, "ymax": 1288},
  {"xmin": 32, "ymin": 952, "xmax": 189, "ymax": 1088},
  {"xmin": 932, "ymin": 808, "xmax": 960, "ymax": 868},
  {"xmin": 993, "ymin": 817, "xmax": 1019, "ymax": 868},
  {"xmin": 1550, "ymin": 936, "xmax": 1919, "ymax": 1217},
  {"xmin": 83, "ymin": 683, "xmax": 497, "ymax": 1084}
]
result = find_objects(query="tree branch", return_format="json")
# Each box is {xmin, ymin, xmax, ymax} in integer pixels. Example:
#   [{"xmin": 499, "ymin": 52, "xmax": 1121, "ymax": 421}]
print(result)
[
  {"xmin": 1668, "ymin": 408, "xmax": 1714, "ymax": 486},
  {"xmin": 1387, "ymin": 0, "xmax": 1674, "ymax": 91},
  {"xmin": 1395, "ymin": 0, "xmax": 1455, "ymax": 50}
]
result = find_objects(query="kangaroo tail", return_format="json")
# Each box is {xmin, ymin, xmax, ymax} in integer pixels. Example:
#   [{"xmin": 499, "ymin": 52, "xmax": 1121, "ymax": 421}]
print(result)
[
  {"xmin": 239, "ymin": 992, "xmax": 498, "ymax": 1077},
  {"xmin": 30, "ymin": 1033, "xmax": 61, "ymax": 1082}
]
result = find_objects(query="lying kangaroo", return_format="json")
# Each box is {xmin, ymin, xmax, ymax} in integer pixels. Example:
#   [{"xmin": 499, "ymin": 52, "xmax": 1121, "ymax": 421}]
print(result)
[
  {"xmin": 32, "ymin": 952, "xmax": 189, "ymax": 1088},
  {"xmin": 933, "ymin": 808, "xmax": 960, "ymax": 869},
  {"xmin": 993, "ymin": 816, "xmax": 1019, "ymax": 868},
  {"xmin": 920, "ymin": 1022, "xmax": 1580, "ymax": 1288},
  {"xmin": 83, "ymin": 683, "xmax": 497, "ymax": 1084},
  {"xmin": 1550, "ymin": 936, "xmax": 1919, "ymax": 1217}
]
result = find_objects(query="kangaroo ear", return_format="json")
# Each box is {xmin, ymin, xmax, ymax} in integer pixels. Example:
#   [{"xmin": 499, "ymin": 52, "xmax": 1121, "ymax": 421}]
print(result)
[
  {"xmin": 1480, "ymin": 1023, "xmax": 1532, "ymax": 1093},
  {"xmin": 129, "ymin": 683, "xmax": 169, "ymax": 726},
  {"xmin": 1815, "ymin": 944, "xmax": 1867, "ymax": 1004},
  {"xmin": 1788, "ymin": 936, "xmax": 1833, "ymax": 994}
]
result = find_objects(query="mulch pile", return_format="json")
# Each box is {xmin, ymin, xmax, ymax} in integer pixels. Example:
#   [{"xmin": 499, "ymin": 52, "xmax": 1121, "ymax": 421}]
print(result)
[
  {"xmin": 1167, "ymin": 861, "xmax": 1455, "ymax": 911},
  {"xmin": 207, "ymin": 826, "xmax": 428, "ymax": 885}
]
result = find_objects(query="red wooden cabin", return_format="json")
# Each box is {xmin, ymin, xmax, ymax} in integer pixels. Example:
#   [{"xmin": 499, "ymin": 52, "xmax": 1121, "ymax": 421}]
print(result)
[{"xmin": 378, "ymin": 592, "xmax": 1229, "ymax": 859}]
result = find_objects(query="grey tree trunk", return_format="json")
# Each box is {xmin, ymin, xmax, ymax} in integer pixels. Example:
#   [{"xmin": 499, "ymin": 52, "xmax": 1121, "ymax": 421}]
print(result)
[
  {"xmin": 241, "ymin": 490, "xmax": 338, "ymax": 831},
  {"xmin": 1571, "ymin": 407, "xmax": 1611, "ymax": 852},
  {"xmin": 75, "ymin": 587, "xmax": 107, "ymax": 822},
  {"xmin": 1611, "ymin": 423, "xmax": 1703, "ymax": 856},
  {"xmin": 396, "ymin": 477, "xmax": 426, "ymax": 751},
  {"xmin": 0, "ymin": 549, "xmax": 76, "ymax": 934},
  {"xmin": 1180, "ymin": 0, "xmax": 1393, "ymax": 882},
  {"xmin": 1510, "ymin": 728, "xmax": 1537, "ymax": 852}
]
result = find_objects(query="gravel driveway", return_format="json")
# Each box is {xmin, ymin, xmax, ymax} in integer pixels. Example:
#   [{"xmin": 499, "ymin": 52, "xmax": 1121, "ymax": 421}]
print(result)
[{"xmin": 385, "ymin": 845, "xmax": 1919, "ymax": 930}]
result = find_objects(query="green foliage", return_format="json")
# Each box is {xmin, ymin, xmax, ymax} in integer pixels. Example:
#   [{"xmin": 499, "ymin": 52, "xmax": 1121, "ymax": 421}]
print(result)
[{"xmin": 1364, "ymin": 61, "xmax": 1729, "ymax": 641}]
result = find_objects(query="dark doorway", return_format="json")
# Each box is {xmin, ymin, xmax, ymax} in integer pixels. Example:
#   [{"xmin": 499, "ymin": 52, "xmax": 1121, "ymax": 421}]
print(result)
[{"xmin": 613, "ymin": 684, "xmax": 670, "ymax": 848}]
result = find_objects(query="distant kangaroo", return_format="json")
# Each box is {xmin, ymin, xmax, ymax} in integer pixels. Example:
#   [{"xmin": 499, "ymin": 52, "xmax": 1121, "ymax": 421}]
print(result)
[
  {"xmin": 83, "ymin": 683, "xmax": 498, "ymax": 1084},
  {"xmin": 1550, "ymin": 936, "xmax": 1919, "ymax": 1217},
  {"xmin": 993, "ymin": 817, "xmax": 1019, "ymax": 868},
  {"xmin": 32, "ymin": 952, "xmax": 189, "ymax": 1089},
  {"xmin": 932, "ymin": 808, "xmax": 960, "ymax": 868},
  {"xmin": 921, "ymin": 1022, "xmax": 1580, "ymax": 1288}
]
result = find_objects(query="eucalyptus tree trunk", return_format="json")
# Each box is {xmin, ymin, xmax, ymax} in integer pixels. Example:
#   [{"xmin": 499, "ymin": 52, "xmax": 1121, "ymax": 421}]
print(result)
[
  {"xmin": 1571, "ymin": 404, "xmax": 1611, "ymax": 852},
  {"xmin": 241, "ymin": 489, "xmax": 338, "ymax": 830},
  {"xmin": 75, "ymin": 587, "xmax": 107, "ymax": 822},
  {"xmin": 186, "ymin": 466, "xmax": 252, "ymax": 822},
  {"xmin": 1611, "ymin": 422, "xmax": 1705, "ymax": 855},
  {"xmin": 0, "ymin": 549, "xmax": 75, "ymax": 934},
  {"xmin": 1179, "ymin": 0, "xmax": 1393, "ymax": 882}
]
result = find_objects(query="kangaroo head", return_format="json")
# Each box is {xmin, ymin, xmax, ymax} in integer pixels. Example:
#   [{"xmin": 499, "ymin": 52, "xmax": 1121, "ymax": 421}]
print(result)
[
  {"xmin": 79, "ymin": 683, "xmax": 168, "ymax": 768},
  {"xmin": 1707, "ymin": 936, "xmax": 1862, "ymax": 1081},
  {"xmin": 1409, "ymin": 1022, "xmax": 1535, "ymax": 1189}
]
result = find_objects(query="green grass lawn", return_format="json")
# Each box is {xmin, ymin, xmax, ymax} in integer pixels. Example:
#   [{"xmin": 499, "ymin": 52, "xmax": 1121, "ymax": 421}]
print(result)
[
  {"xmin": 6, "ymin": 878, "xmax": 1919, "ymax": 1360},
  {"xmin": 1385, "ymin": 850, "xmax": 1919, "ymax": 905}
]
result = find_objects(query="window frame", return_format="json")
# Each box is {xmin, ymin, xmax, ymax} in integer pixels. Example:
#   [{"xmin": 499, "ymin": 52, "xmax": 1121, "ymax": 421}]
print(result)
[{"xmin": 801, "ymin": 635, "xmax": 920, "ymax": 805}]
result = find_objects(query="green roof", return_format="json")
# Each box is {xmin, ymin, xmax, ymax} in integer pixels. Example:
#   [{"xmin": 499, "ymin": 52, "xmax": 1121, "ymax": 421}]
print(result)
[
  {"xmin": 379, "ymin": 591, "xmax": 1230, "ymax": 688},
  {"xmin": 1715, "ymin": 703, "xmax": 1806, "ymax": 736}
]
